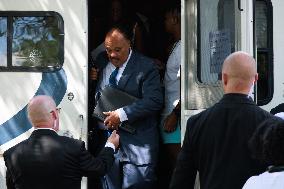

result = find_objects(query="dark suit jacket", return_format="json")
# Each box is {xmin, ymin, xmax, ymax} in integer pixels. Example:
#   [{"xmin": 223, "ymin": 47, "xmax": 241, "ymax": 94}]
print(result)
[
  {"xmin": 170, "ymin": 94, "xmax": 273, "ymax": 189},
  {"xmin": 94, "ymin": 51, "xmax": 163, "ymax": 165},
  {"xmin": 3, "ymin": 129, "xmax": 114, "ymax": 189}
]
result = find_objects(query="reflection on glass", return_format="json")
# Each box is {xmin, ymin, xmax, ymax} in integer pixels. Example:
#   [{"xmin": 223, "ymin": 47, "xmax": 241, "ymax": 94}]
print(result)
[
  {"xmin": 198, "ymin": 0, "xmax": 235, "ymax": 84},
  {"xmin": 256, "ymin": 0, "xmax": 271, "ymax": 104},
  {"xmin": 257, "ymin": 52, "xmax": 268, "ymax": 100},
  {"xmin": 0, "ymin": 17, "xmax": 7, "ymax": 67},
  {"xmin": 12, "ymin": 16, "xmax": 60, "ymax": 67},
  {"xmin": 256, "ymin": 2, "xmax": 267, "ymax": 48}
]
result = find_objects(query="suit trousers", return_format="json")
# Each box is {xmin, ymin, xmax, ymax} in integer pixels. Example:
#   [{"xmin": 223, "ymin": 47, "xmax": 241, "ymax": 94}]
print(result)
[{"xmin": 102, "ymin": 151, "xmax": 157, "ymax": 189}]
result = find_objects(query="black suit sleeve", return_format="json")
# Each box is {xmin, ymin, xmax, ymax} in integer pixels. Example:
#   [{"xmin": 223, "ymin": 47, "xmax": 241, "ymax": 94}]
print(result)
[
  {"xmin": 169, "ymin": 118, "xmax": 198, "ymax": 189},
  {"xmin": 6, "ymin": 168, "xmax": 15, "ymax": 189},
  {"xmin": 79, "ymin": 141, "xmax": 114, "ymax": 177}
]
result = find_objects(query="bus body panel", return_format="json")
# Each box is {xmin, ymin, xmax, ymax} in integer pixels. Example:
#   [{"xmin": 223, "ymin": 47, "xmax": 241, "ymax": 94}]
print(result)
[{"xmin": 0, "ymin": 0, "xmax": 88, "ymax": 188}]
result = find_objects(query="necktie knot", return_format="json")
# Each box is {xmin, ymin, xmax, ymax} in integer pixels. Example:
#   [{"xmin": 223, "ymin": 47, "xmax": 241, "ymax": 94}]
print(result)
[{"xmin": 109, "ymin": 67, "xmax": 119, "ymax": 87}]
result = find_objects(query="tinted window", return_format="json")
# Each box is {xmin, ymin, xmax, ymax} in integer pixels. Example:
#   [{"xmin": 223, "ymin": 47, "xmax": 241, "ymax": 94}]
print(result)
[
  {"xmin": 198, "ymin": 0, "xmax": 235, "ymax": 84},
  {"xmin": 0, "ymin": 17, "xmax": 7, "ymax": 67},
  {"xmin": 0, "ymin": 12, "xmax": 64, "ymax": 72},
  {"xmin": 255, "ymin": 0, "xmax": 273, "ymax": 105}
]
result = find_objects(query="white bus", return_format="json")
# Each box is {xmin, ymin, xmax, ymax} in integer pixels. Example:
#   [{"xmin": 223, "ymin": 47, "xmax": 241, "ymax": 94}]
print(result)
[{"xmin": 0, "ymin": 0, "xmax": 283, "ymax": 188}]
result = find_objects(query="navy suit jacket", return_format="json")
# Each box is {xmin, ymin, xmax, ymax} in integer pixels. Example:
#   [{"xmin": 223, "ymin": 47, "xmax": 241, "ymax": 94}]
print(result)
[
  {"xmin": 95, "ymin": 51, "xmax": 163, "ymax": 165},
  {"xmin": 4, "ymin": 129, "xmax": 114, "ymax": 189}
]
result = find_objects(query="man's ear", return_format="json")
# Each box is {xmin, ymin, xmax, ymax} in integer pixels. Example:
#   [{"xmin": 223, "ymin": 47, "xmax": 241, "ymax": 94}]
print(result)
[
  {"xmin": 50, "ymin": 110, "xmax": 58, "ymax": 120},
  {"xmin": 222, "ymin": 73, "xmax": 228, "ymax": 85},
  {"xmin": 254, "ymin": 73, "xmax": 259, "ymax": 83}
]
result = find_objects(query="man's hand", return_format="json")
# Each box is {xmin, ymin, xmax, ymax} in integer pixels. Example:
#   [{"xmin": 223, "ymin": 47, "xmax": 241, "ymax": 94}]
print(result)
[
  {"xmin": 163, "ymin": 112, "xmax": 178, "ymax": 133},
  {"xmin": 90, "ymin": 68, "xmax": 99, "ymax": 80},
  {"xmin": 107, "ymin": 130, "xmax": 120, "ymax": 149},
  {"xmin": 153, "ymin": 58, "xmax": 165, "ymax": 71},
  {"xmin": 103, "ymin": 111, "xmax": 121, "ymax": 130}
]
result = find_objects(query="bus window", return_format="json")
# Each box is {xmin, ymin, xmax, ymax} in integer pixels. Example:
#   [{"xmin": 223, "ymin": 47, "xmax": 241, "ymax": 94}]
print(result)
[
  {"xmin": 0, "ymin": 17, "xmax": 7, "ymax": 67},
  {"xmin": 255, "ymin": 0, "xmax": 273, "ymax": 105},
  {"xmin": 197, "ymin": 0, "xmax": 235, "ymax": 84},
  {"xmin": 0, "ymin": 12, "xmax": 64, "ymax": 72}
]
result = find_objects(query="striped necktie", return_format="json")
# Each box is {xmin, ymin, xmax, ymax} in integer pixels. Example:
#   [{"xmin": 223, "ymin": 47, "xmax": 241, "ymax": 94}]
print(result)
[{"xmin": 109, "ymin": 67, "xmax": 119, "ymax": 87}]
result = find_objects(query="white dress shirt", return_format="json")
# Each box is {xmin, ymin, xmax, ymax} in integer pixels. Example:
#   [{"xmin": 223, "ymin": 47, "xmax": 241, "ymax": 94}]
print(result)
[
  {"xmin": 98, "ymin": 50, "xmax": 133, "ymax": 122},
  {"xmin": 242, "ymin": 171, "xmax": 284, "ymax": 189}
]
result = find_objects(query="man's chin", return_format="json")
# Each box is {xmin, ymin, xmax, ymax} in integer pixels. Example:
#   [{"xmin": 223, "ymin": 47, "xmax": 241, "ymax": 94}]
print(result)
[{"xmin": 111, "ymin": 61, "xmax": 121, "ymax": 67}]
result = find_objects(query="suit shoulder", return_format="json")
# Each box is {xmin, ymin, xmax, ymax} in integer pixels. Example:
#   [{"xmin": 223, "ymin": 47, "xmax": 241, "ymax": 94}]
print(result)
[
  {"xmin": 186, "ymin": 109, "xmax": 208, "ymax": 129},
  {"xmin": 59, "ymin": 135, "xmax": 83, "ymax": 144},
  {"xmin": 243, "ymin": 102, "xmax": 272, "ymax": 117},
  {"xmin": 187, "ymin": 108, "xmax": 209, "ymax": 122},
  {"xmin": 3, "ymin": 139, "xmax": 29, "ymax": 159},
  {"xmin": 133, "ymin": 52, "xmax": 155, "ymax": 67},
  {"xmin": 254, "ymin": 106, "xmax": 274, "ymax": 120},
  {"xmin": 256, "ymin": 106, "xmax": 272, "ymax": 115},
  {"xmin": 186, "ymin": 107, "xmax": 221, "ymax": 133},
  {"xmin": 59, "ymin": 136, "xmax": 84, "ymax": 148}
]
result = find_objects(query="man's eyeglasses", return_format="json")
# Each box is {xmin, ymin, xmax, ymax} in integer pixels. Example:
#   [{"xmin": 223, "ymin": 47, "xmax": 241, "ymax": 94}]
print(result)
[{"xmin": 50, "ymin": 108, "xmax": 61, "ymax": 114}]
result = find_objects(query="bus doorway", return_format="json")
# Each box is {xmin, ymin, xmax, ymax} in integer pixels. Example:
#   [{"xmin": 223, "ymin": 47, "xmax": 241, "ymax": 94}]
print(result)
[{"xmin": 87, "ymin": 0, "xmax": 179, "ymax": 188}]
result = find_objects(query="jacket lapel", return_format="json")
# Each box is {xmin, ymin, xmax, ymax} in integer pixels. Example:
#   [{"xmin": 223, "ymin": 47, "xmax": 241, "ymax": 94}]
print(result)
[{"xmin": 117, "ymin": 52, "xmax": 136, "ymax": 89}]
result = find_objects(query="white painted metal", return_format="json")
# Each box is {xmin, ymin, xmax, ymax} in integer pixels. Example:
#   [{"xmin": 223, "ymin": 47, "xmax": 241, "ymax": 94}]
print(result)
[
  {"xmin": 0, "ymin": 0, "xmax": 88, "ymax": 188},
  {"xmin": 181, "ymin": 0, "xmax": 284, "ymax": 171},
  {"xmin": 181, "ymin": 0, "xmax": 254, "ymax": 140},
  {"xmin": 239, "ymin": 0, "xmax": 254, "ymax": 55}
]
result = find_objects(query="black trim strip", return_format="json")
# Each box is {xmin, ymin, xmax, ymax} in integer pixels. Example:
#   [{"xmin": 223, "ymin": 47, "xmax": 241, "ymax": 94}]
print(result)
[
  {"xmin": 256, "ymin": 0, "xmax": 274, "ymax": 106},
  {"xmin": 238, "ymin": 0, "xmax": 244, "ymax": 11}
]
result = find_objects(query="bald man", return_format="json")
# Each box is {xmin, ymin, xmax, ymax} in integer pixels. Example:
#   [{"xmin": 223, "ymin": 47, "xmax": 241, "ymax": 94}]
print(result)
[
  {"xmin": 3, "ymin": 95, "xmax": 119, "ymax": 189},
  {"xmin": 170, "ymin": 52, "xmax": 273, "ymax": 189}
]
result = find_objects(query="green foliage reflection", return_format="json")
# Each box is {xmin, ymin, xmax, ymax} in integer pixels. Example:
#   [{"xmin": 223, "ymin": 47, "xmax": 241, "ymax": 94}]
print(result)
[{"xmin": 12, "ymin": 16, "xmax": 61, "ymax": 67}]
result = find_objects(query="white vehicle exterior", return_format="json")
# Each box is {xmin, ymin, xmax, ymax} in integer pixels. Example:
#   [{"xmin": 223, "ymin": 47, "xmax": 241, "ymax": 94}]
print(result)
[
  {"xmin": 181, "ymin": 0, "xmax": 284, "ymax": 141},
  {"xmin": 0, "ymin": 0, "xmax": 88, "ymax": 188},
  {"xmin": 0, "ymin": 0, "xmax": 284, "ymax": 189}
]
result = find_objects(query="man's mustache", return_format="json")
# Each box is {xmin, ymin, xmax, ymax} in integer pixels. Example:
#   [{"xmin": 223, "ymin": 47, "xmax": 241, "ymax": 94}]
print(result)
[{"xmin": 110, "ymin": 57, "xmax": 119, "ymax": 61}]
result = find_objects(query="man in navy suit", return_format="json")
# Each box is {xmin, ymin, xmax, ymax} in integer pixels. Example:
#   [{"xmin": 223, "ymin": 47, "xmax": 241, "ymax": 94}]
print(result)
[
  {"xmin": 90, "ymin": 23, "xmax": 163, "ymax": 189},
  {"xmin": 3, "ymin": 95, "xmax": 119, "ymax": 189}
]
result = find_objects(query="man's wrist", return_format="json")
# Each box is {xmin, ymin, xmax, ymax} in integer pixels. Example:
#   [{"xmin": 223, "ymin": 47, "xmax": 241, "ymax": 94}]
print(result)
[
  {"xmin": 105, "ymin": 142, "xmax": 115, "ymax": 152},
  {"xmin": 116, "ymin": 108, "xmax": 128, "ymax": 122}
]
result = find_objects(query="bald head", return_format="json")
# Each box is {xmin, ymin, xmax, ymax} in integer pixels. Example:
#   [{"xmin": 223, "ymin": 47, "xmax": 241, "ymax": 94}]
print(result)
[
  {"xmin": 27, "ymin": 95, "xmax": 58, "ymax": 130},
  {"xmin": 222, "ymin": 51, "xmax": 258, "ymax": 94}
]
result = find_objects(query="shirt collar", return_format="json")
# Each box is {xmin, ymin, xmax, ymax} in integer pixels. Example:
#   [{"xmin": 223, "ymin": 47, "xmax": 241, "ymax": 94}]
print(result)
[{"xmin": 34, "ymin": 127, "xmax": 57, "ymax": 132}]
